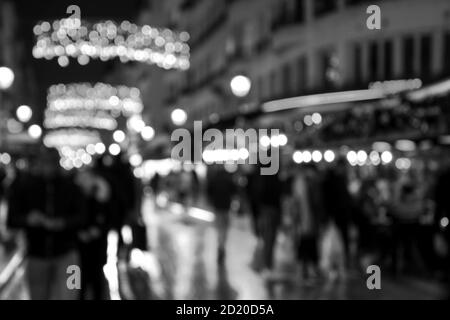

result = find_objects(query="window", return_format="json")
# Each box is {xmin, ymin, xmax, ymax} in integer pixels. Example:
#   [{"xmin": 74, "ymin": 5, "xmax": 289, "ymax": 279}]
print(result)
[
  {"xmin": 443, "ymin": 32, "xmax": 450, "ymax": 76},
  {"xmin": 314, "ymin": 0, "xmax": 337, "ymax": 17},
  {"xmin": 403, "ymin": 36, "xmax": 415, "ymax": 78},
  {"xmin": 384, "ymin": 40, "xmax": 393, "ymax": 80},
  {"xmin": 321, "ymin": 50, "xmax": 339, "ymax": 89},
  {"xmin": 420, "ymin": 35, "xmax": 432, "ymax": 81},
  {"xmin": 354, "ymin": 44, "xmax": 363, "ymax": 85},
  {"xmin": 294, "ymin": 0, "xmax": 305, "ymax": 23},
  {"xmin": 270, "ymin": 71, "xmax": 278, "ymax": 99},
  {"xmin": 297, "ymin": 56, "xmax": 307, "ymax": 94},
  {"xmin": 282, "ymin": 63, "xmax": 293, "ymax": 96},
  {"xmin": 369, "ymin": 41, "xmax": 379, "ymax": 81}
]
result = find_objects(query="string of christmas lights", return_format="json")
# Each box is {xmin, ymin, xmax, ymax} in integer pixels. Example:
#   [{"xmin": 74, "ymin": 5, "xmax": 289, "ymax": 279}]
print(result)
[
  {"xmin": 33, "ymin": 19, "xmax": 190, "ymax": 70},
  {"xmin": 43, "ymin": 129, "xmax": 101, "ymax": 149},
  {"xmin": 45, "ymin": 83, "xmax": 144, "ymax": 131}
]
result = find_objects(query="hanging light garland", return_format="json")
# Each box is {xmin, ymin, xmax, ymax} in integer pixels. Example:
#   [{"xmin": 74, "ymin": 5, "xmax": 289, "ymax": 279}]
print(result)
[
  {"xmin": 33, "ymin": 19, "xmax": 190, "ymax": 70},
  {"xmin": 43, "ymin": 129, "xmax": 101, "ymax": 149},
  {"xmin": 45, "ymin": 82, "xmax": 144, "ymax": 131}
]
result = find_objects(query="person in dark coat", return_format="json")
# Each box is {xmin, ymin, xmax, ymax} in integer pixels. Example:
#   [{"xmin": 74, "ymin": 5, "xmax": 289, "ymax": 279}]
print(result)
[
  {"xmin": 206, "ymin": 164, "xmax": 237, "ymax": 264},
  {"xmin": 7, "ymin": 148, "xmax": 86, "ymax": 300}
]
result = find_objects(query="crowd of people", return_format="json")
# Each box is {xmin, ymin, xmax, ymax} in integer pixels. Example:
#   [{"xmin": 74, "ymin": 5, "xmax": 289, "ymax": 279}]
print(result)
[
  {"xmin": 200, "ymin": 158, "xmax": 450, "ymax": 291},
  {"xmin": 0, "ymin": 148, "xmax": 140, "ymax": 300},
  {"xmin": 1, "ymin": 147, "xmax": 450, "ymax": 299}
]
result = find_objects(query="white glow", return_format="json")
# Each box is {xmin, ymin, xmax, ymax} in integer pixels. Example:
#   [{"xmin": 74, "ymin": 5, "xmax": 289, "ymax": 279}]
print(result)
[
  {"xmin": 171, "ymin": 108, "xmax": 187, "ymax": 126},
  {"xmin": 113, "ymin": 130, "xmax": 126, "ymax": 143},
  {"xmin": 238, "ymin": 148, "xmax": 250, "ymax": 160},
  {"xmin": 28, "ymin": 124, "xmax": 42, "ymax": 139},
  {"xmin": 0, "ymin": 66, "xmax": 15, "ymax": 89},
  {"xmin": 312, "ymin": 113, "xmax": 322, "ymax": 125},
  {"xmin": 127, "ymin": 115, "xmax": 145, "ymax": 133},
  {"xmin": 230, "ymin": 75, "xmax": 251, "ymax": 97},
  {"xmin": 372, "ymin": 142, "xmax": 391, "ymax": 152},
  {"xmin": 95, "ymin": 142, "xmax": 106, "ymax": 155},
  {"xmin": 121, "ymin": 225, "xmax": 133, "ymax": 246},
  {"xmin": 303, "ymin": 151, "xmax": 312, "ymax": 163},
  {"xmin": 381, "ymin": 151, "xmax": 393, "ymax": 164},
  {"xmin": 33, "ymin": 20, "xmax": 190, "ymax": 70},
  {"xmin": 312, "ymin": 151, "xmax": 322, "ymax": 163},
  {"xmin": 370, "ymin": 151, "xmax": 381, "ymax": 165},
  {"xmin": 324, "ymin": 150, "xmax": 335, "ymax": 163},
  {"xmin": 408, "ymin": 78, "xmax": 450, "ymax": 102},
  {"xmin": 129, "ymin": 154, "xmax": 143, "ymax": 167},
  {"xmin": 357, "ymin": 151, "xmax": 368, "ymax": 165},
  {"xmin": 188, "ymin": 207, "xmax": 215, "ymax": 222},
  {"xmin": 395, "ymin": 158, "xmax": 411, "ymax": 171},
  {"xmin": 347, "ymin": 151, "xmax": 357, "ymax": 166},
  {"xmin": 260, "ymin": 136, "xmax": 271, "ymax": 148},
  {"xmin": 293, "ymin": 151, "xmax": 303, "ymax": 164},
  {"xmin": 81, "ymin": 153, "xmax": 92, "ymax": 165},
  {"xmin": 86, "ymin": 144, "xmax": 96, "ymax": 155},
  {"xmin": 270, "ymin": 136, "xmax": 280, "ymax": 148},
  {"xmin": 441, "ymin": 217, "xmax": 449, "ymax": 229},
  {"xmin": 57, "ymin": 56, "xmax": 69, "ymax": 67},
  {"xmin": 141, "ymin": 126, "xmax": 155, "ymax": 141},
  {"xmin": 109, "ymin": 143, "xmax": 121, "ymax": 156},
  {"xmin": 278, "ymin": 134, "xmax": 288, "ymax": 146},
  {"xmin": 395, "ymin": 140, "xmax": 416, "ymax": 152},
  {"xmin": 263, "ymin": 89, "xmax": 387, "ymax": 113},
  {"xmin": 0, "ymin": 153, "xmax": 11, "ymax": 165},
  {"xmin": 304, "ymin": 115, "xmax": 313, "ymax": 126},
  {"xmin": 16, "ymin": 105, "xmax": 33, "ymax": 123}
]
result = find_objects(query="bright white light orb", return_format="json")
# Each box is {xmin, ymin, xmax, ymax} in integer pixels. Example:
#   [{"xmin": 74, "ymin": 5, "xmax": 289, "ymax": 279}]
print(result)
[
  {"xmin": 381, "ymin": 151, "xmax": 393, "ymax": 164},
  {"xmin": 171, "ymin": 108, "xmax": 187, "ymax": 126},
  {"xmin": 303, "ymin": 151, "xmax": 312, "ymax": 163},
  {"xmin": 127, "ymin": 115, "xmax": 145, "ymax": 133},
  {"xmin": 324, "ymin": 150, "xmax": 335, "ymax": 163},
  {"xmin": 141, "ymin": 126, "xmax": 155, "ymax": 141},
  {"xmin": 113, "ymin": 130, "xmax": 126, "ymax": 143},
  {"xmin": 28, "ymin": 124, "xmax": 42, "ymax": 139},
  {"xmin": 109, "ymin": 143, "xmax": 121, "ymax": 156},
  {"xmin": 16, "ymin": 105, "xmax": 33, "ymax": 123},
  {"xmin": 0, "ymin": 66, "xmax": 14, "ymax": 89},
  {"xmin": 230, "ymin": 75, "xmax": 251, "ymax": 98},
  {"xmin": 293, "ymin": 151, "xmax": 303, "ymax": 164},
  {"xmin": 129, "ymin": 154, "xmax": 143, "ymax": 167},
  {"xmin": 312, "ymin": 151, "xmax": 323, "ymax": 163},
  {"xmin": 95, "ymin": 142, "xmax": 106, "ymax": 155},
  {"xmin": 260, "ymin": 136, "xmax": 271, "ymax": 148}
]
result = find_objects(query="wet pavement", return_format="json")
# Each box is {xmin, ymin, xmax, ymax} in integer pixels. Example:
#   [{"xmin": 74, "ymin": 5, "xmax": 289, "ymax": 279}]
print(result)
[
  {"xmin": 0, "ymin": 196, "xmax": 447, "ymax": 300},
  {"xmin": 135, "ymin": 197, "xmax": 447, "ymax": 300}
]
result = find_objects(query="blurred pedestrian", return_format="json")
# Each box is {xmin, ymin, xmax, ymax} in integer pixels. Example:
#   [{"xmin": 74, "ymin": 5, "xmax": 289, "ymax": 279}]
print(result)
[
  {"xmin": 291, "ymin": 165, "xmax": 323, "ymax": 284},
  {"xmin": 257, "ymin": 170, "xmax": 283, "ymax": 278},
  {"xmin": 7, "ymin": 148, "xmax": 86, "ymax": 300},
  {"xmin": 75, "ymin": 169, "xmax": 112, "ymax": 300},
  {"xmin": 206, "ymin": 164, "xmax": 236, "ymax": 265},
  {"xmin": 391, "ymin": 173, "xmax": 426, "ymax": 275},
  {"xmin": 322, "ymin": 159, "xmax": 353, "ymax": 261},
  {"xmin": 435, "ymin": 165, "xmax": 450, "ymax": 299}
]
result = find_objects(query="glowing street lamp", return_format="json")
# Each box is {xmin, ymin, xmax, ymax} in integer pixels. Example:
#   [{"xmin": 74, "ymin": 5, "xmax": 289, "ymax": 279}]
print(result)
[
  {"xmin": 16, "ymin": 105, "xmax": 33, "ymax": 123},
  {"xmin": 171, "ymin": 108, "xmax": 187, "ymax": 126},
  {"xmin": 230, "ymin": 75, "xmax": 251, "ymax": 98},
  {"xmin": 141, "ymin": 126, "xmax": 155, "ymax": 141},
  {"xmin": 0, "ymin": 66, "xmax": 14, "ymax": 90},
  {"xmin": 28, "ymin": 124, "xmax": 42, "ymax": 139}
]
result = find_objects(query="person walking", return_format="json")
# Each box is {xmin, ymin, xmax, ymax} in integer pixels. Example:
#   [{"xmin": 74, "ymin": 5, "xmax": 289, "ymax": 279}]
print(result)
[
  {"xmin": 7, "ymin": 148, "xmax": 86, "ymax": 300},
  {"xmin": 206, "ymin": 165, "xmax": 236, "ymax": 265}
]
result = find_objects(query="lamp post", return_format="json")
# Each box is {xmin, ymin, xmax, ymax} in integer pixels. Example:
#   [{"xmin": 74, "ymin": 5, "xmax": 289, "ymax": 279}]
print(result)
[
  {"xmin": 230, "ymin": 75, "xmax": 252, "ymax": 98},
  {"xmin": 0, "ymin": 66, "xmax": 15, "ymax": 150}
]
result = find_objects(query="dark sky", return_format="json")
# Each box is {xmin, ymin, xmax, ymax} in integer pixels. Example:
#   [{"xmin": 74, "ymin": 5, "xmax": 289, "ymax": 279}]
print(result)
[{"xmin": 11, "ymin": 0, "xmax": 147, "ymax": 120}]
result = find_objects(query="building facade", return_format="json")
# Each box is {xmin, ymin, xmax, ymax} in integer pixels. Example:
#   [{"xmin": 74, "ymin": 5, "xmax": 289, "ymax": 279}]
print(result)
[{"xmin": 147, "ymin": 0, "xmax": 450, "ymax": 127}]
